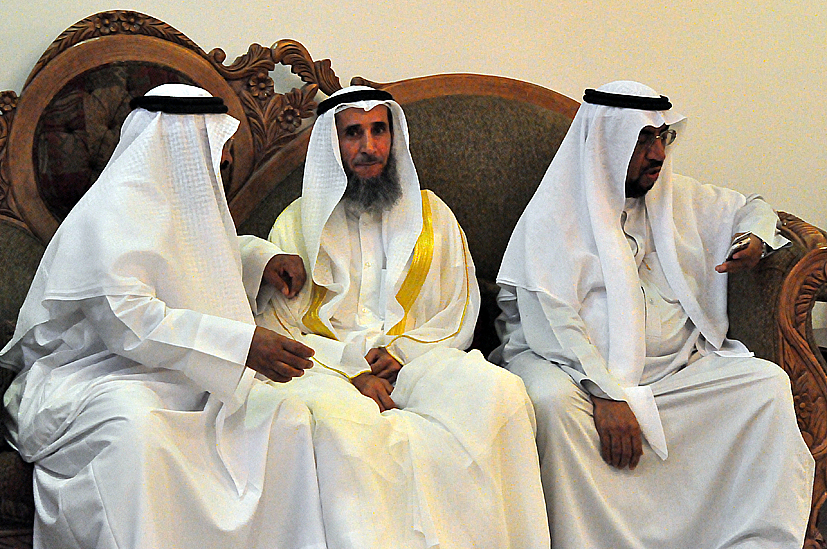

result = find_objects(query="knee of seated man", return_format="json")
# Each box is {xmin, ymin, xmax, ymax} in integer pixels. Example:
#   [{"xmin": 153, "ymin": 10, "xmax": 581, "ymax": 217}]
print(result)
[
  {"xmin": 53, "ymin": 382, "xmax": 173, "ymax": 473},
  {"xmin": 249, "ymin": 382, "xmax": 314, "ymax": 431},
  {"xmin": 522, "ymin": 364, "xmax": 588, "ymax": 425},
  {"xmin": 748, "ymin": 358, "xmax": 795, "ymax": 402}
]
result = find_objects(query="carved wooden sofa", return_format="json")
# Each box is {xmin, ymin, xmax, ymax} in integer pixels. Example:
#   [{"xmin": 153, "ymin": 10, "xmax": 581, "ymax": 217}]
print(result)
[{"xmin": 1, "ymin": 11, "xmax": 826, "ymax": 549}]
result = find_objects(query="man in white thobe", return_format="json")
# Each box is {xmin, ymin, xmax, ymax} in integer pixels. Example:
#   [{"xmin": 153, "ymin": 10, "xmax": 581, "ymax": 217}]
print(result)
[
  {"xmin": 257, "ymin": 86, "xmax": 550, "ymax": 548},
  {"xmin": 0, "ymin": 84, "xmax": 327, "ymax": 549},
  {"xmin": 494, "ymin": 81, "xmax": 815, "ymax": 548}
]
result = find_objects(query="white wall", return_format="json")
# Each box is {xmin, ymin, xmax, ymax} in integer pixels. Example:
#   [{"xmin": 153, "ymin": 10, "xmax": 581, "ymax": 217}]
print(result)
[{"xmin": 3, "ymin": 0, "xmax": 825, "ymax": 322}]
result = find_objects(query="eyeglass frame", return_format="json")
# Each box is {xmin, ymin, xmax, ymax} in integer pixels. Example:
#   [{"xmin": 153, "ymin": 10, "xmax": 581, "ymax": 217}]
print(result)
[{"xmin": 637, "ymin": 128, "xmax": 677, "ymax": 149}]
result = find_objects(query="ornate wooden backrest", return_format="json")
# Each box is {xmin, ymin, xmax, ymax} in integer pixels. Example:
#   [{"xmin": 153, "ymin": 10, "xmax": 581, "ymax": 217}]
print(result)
[{"xmin": 0, "ymin": 10, "xmax": 342, "ymax": 245}]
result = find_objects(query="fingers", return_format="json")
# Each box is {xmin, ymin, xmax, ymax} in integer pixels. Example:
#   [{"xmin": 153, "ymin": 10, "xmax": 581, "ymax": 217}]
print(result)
[
  {"xmin": 630, "ymin": 433, "xmax": 643, "ymax": 470},
  {"xmin": 618, "ymin": 433, "xmax": 631, "ymax": 469},
  {"xmin": 270, "ymin": 340, "xmax": 313, "ymax": 372},
  {"xmin": 374, "ymin": 368, "xmax": 396, "ymax": 380},
  {"xmin": 365, "ymin": 348, "xmax": 381, "ymax": 364},
  {"xmin": 592, "ymin": 397, "xmax": 642, "ymax": 470},
  {"xmin": 282, "ymin": 337, "xmax": 314, "ymax": 360},
  {"xmin": 374, "ymin": 377, "xmax": 397, "ymax": 411},
  {"xmin": 365, "ymin": 347, "xmax": 402, "ymax": 382},
  {"xmin": 600, "ymin": 431, "xmax": 612, "ymax": 465},
  {"xmin": 600, "ymin": 431, "xmax": 639, "ymax": 469},
  {"xmin": 352, "ymin": 373, "xmax": 397, "ymax": 412},
  {"xmin": 609, "ymin": 431, "xmax": 625, "ymax": 468},
  {"xmin": 270, "ymin": 271, "xmax": 291, "ymax": 296},
  {"xmin": 263, "ymin": 367, "xmax": 295, "ymax": 384},
  {"xmin": 377, "ymin": 390, "xmax": 397, "ymax": 411},
  {"xmin": 718, "ymin": 235, "xmax": 763, "ymax": 274},
  {"xmin": 280, "ymin": 256, "xmax": 307, "ymax": 297},
  {"xmin": 264, "ymin": 255, "xmax": 307, "ymax": 298},
  {"xmin": 248, "ymin": 327, "xmax": 315, "ymax": 383}
]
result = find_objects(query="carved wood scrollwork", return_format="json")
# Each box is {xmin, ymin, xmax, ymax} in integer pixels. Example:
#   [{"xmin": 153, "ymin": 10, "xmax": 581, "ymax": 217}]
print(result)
[
  {"xmin": 776, "ymin": 223, "xmax": 827, "ymax": 548},
  {"xmin": 204, "ymin": 38, "xmax": 344, "ymax": 183},
  {"xmin": 21, "ymin": 10, "xmax": 346, "ymax": 182},
  {"xmin": 205, "ymin": 38, "xmax": 343, "ymax": 179},
  {"xmin": 781, "ymin": 212, "xmax": 827, "ymax": 251},
  {"xmin": 207, "ymin": 42, "xmax": 320, "ymax": 172},
  {"xmin": 0, "ymin": 91, "xmax": 26, "ymax": 229},
  {"xmin": 24, "ymin": 11, "xmax": 207, "ymax": 90},
  {"xmin": 350, "ymin": 76, "xmax": 384, "ymax": 89},
  {"xmin": 272, "ymin": 40, "xmax": 342, "ymax": 96},
  {"xmin": 2, "ymin": 11, "xmax": 346, "ymax": 234}
]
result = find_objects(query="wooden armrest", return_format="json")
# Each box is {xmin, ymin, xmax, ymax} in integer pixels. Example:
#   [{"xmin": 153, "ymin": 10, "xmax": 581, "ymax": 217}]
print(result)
[{"xmin": 776, "ymin": 212, "xmax": 827, "ymax": 548}]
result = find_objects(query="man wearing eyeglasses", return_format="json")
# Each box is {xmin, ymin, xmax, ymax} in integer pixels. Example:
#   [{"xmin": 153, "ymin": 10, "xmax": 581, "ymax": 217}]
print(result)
[{"xmin": 493, "ymin": 80, "xmax": 814, "ymax": 547}]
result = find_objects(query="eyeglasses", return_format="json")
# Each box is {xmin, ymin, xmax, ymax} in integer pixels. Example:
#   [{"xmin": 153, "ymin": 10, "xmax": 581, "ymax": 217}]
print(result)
[{"xmin": 637, "ymin": 129, "xmax": 677, "ymax": 148}]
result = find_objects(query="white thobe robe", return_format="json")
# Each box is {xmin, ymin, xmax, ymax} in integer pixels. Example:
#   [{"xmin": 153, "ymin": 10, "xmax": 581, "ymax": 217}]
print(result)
[
  {"xmin": 496, "ymin": 196, "xmax": 814, "ymax": 548},
  {"xmin": 259, "ymin": 193, "xmax": 550, "ymax": 549},
  {"xmin": 3, "ymin": 237, "xmax": 327, "ymax": 549}
]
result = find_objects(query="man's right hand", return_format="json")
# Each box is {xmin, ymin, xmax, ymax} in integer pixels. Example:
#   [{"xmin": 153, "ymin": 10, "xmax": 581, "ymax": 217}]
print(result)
[
  {"xmin": 263, "ymin": 254, "xmax": 306, "ymax": 298},
  {"xmin": 246, "ymin": 326, "xmax": 314, "ymax": 383},
  {"xmin": 365, "ymin": 347, "xmax": 402, "ymax": 383},
  {"xmin": 351, "ymin": 372, "xmax": 397, "ymax": 412},
  {"xmin": 591, "ymin": 396, "xmax": 643, "ymax": 470}
]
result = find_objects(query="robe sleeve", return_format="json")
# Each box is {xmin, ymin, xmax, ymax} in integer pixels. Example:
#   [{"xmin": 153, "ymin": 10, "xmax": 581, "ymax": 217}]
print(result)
[
  {"xmin": 237, "ymin": 235, "xmax": 288, "ymax": 315},
  {"xmin": 80, "ymin": 294, "xmax": 254, "ymax": 402},
  {"xmin": 497, "ymin": 284, "xmax": 627, "ymax": 401},
  {"xmin": 383, "ymin": 193, "xmax": 481, "ymax": 365},
  {"xmin": 732, "ymin": 194, "xmax": 789, "ymax": 251}
]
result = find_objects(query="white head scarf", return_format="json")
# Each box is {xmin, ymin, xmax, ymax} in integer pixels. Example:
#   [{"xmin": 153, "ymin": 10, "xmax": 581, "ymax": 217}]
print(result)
[
  {"xmin": 498, "ymin": 81, "xmax": 747, "ymax": 458},
  {"xmin": 3, "ymin": 83, "xmax": 249, "ymax": 367},
  {"xmin": 301, "ymin": 85, "xmax": 423, "ymax": 329}
]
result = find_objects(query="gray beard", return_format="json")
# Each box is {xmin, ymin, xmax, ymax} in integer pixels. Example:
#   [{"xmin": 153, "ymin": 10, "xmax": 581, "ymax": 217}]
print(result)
[{"xmin": 342, "ymin": 153, "xmax": 402, "ymax": 214}]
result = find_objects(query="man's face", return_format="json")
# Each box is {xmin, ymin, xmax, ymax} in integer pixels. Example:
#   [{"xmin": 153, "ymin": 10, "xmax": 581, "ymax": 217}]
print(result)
[
  {"xmin": 335, "ymin": 106, "xmax": 392, "ymax": 179},
  {"xmin": 625, "ymin": 124, "xmax": 669, "ymax": 198}
]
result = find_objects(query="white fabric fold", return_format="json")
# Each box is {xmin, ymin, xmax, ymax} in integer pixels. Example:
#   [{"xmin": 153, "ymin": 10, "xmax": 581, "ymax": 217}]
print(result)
[{"xmin": 622, "ymin": 385, "xmax": 667, "ymax": 459}]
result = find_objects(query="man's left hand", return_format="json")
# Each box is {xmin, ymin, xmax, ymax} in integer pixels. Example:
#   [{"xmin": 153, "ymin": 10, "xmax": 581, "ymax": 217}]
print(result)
[
  {"xmin": 366, "ymin": 347, "xmax": 402, "ymax": 383},
  {"xmin": 715, "ymin": 234, "xmax": 764, "ymax": 274},
  {"xmin": 352, "ymin": 372, "xmax": 397, "ymax": 412},
  {"xmin": 263, "ymin": 254, "xmax": 306, "ymax": 298}
]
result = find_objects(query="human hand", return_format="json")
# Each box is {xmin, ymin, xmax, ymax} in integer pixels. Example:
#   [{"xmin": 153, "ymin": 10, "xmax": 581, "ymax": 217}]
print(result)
[
  {"xmin": 263, "ymin": 254, "xmax": 306, "ymax": 298},
  {"xmin": 246, "ymin": 326, "xmax": 314, "ymax": 383},
  {"xmin": 352, "ymin": 372, "xmax": 397, "ymax": 412},
  {"xmin": 365, "ymin": 347, "xmax": 402, "ymax": 383},
  {"xmin": 591, "ymin": 396, "xmax": 643, "ymax": 470},
  {"xmin": 715, "ymin": 233, "xmax": 763, "ymax": 274}
]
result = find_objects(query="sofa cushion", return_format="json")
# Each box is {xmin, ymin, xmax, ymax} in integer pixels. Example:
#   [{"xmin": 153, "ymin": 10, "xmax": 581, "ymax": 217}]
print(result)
[{"xmin": 0, "ymin": 221, "xmax": 45, "ymax": 350}]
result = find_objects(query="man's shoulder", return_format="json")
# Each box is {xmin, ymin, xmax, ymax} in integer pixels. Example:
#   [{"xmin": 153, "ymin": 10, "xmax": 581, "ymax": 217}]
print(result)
[
  {"xmin": 672, "ymin": 173, "xmax": 738, "ymax": 194},
  {"xmin": 670, "ymin": 173, "xmax": 749, "ymax": 223},
  {"xmin": 275, "ymin": 197, "xmax": 303, "ymax": 223},
  {"xmin": 421, "ymin": 189, "xmax": 457, "ymax": 222},
  {"xmin": 269, "ymin": 198, "xmax": 303, "ymax": 242}
]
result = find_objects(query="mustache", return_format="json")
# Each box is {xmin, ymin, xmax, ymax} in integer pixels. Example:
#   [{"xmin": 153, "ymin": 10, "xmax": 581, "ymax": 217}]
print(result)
[{"xmin": 353, "ymin": 152, "xmax": 382, "ymax": 164}]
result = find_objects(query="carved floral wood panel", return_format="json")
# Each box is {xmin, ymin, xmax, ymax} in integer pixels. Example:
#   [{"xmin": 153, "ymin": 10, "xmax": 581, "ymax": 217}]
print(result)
[{"xmin": 0, "ymin": 11, "xmax": 343, "ymax": 241}]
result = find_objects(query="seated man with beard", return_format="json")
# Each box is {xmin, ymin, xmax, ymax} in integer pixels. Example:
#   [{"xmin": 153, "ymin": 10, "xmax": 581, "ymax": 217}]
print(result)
[{"xmin": 256, "ymin": 86, "xmax": 550, "ymax": 549}]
